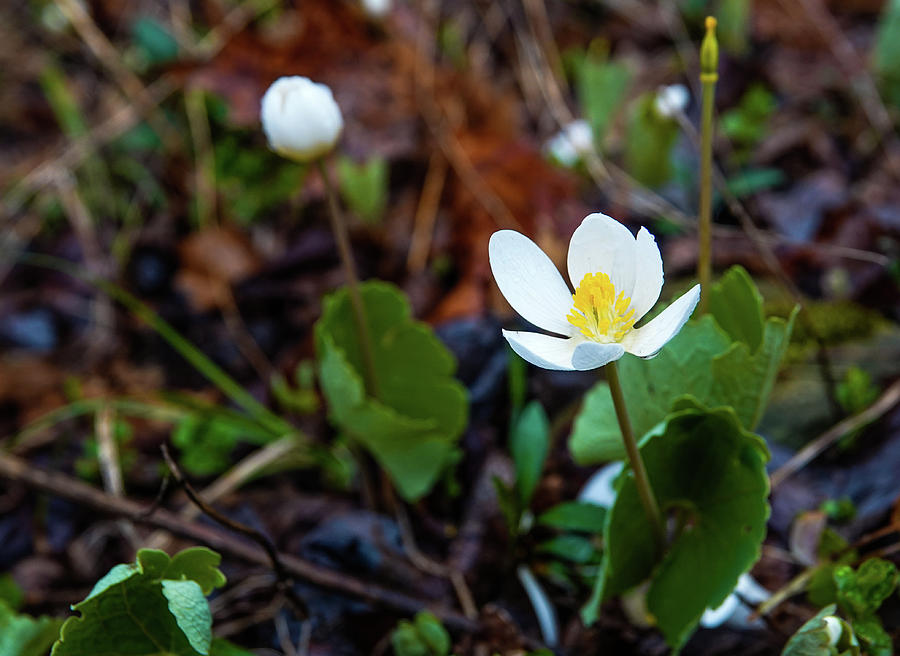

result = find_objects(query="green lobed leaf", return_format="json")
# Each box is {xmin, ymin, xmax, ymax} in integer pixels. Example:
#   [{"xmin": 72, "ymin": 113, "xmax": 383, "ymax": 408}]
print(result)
[
  {"xmin": 834, "ymin": 559, "xmax": 898, "ymax": 620},
  {"xmin": 0, "ymin": 601, "xmax": 64, "ymax": 656},
  {"xmin": 829, "ymin": 558, "xmax": 898, "ymax": 655},
  {"xmin": 511, "ymin": 401, "xmax": 550, "ymax": 509},
  {"xmin": 51, "ymin": 548, "xmax": 226, "ymax": 656},
  {"xmin": 537, "ymin": 501, "xmax": 607, "ymax": 533},
  {"xmin": 588, "ymin": 403, "xmax": 770, "ymax": 649},
  {"xmin": 571, "ymin": 267, "xmax": 795, "ymax": 463},
  {"xmin": 315, "ymin": 281, "xmax": 468, "ymax": 501}
]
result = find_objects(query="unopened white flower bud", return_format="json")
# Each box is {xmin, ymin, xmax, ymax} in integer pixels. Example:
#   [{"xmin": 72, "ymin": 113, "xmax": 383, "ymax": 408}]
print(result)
[
  {"xmin": 260, "ymin": 76, "xmax": 343, "ymax": 162},
  {"xmin": 361, "ymin": 0, "xmax": 391, "ymax": 18},
  {"xmin": 655, "ymin": 84, "xmax": 689, "ymax": 118}
]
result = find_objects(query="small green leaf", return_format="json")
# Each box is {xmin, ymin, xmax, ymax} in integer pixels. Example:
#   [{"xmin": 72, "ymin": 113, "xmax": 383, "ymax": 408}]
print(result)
[
  {"xmin": 708, "ymin": 266, "xmax": 764, "ymax": 351},
  {"xmin": 850, "ymin": 615, "xmax": 891, "ymax": 656},
  {"xmin": 874, "ymin": 0, "xmax": 900, "ymax": 109},
  {"xmin": 414, "ymin": 611, "xmax": 451, "ymax": 655},
  {"xmin": 511, "ymin": 401, "xmax": 549, "ymax": 508},
  {"xmin": 537, "ymin": 501, "xmax": 607, "ymax": 533},
  {"xmin": 0, "ymin": 602, "xmax": 63, "ymax": 656},
  {"xmin": 315, "ymin": 282, "xmax": 468, "ymax": 501},
  {"xmin": 51, "ymin": 548, "xmax": 226, "ymax": 656},
  {"xmin": 163, "ymin": 548, "xmax": 228, "ymax": 596},
  {"xmin": 590, "ymin": 403, "xmax": 770, "ymax": 649},
  {"xmin": 834, "ymin": 559, "xmax": 899, "ymax": 620},
  {"xmin": 391, "ymin": 612, "xmax": 451, "ymax": 656},
  {"xmin": 337, "ymin": 156, "xmax": 389, "ymax": 224},
  {"xmin": 131, "ymin": 16, "xmax": 179, "ymax": 65},
  {"xmin": 576, "ymin": 45, "xmax": 630, "ymax": 143},
  {"xmin": 836, "ymin": 367, "xmax": 879, "ymax": 415},
  {"xmin": 537, "ymin": 535, "xmax": 597, "ymax": 564},
  {"xmin": 624, "ymin": 93, "xmax": 680, "ymax": 187}
]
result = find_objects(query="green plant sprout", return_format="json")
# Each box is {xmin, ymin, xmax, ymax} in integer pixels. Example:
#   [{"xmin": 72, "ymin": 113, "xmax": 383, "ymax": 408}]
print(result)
[{"xmin": 698, "ymin": 16, "xmax": 719, "ymax": 315}]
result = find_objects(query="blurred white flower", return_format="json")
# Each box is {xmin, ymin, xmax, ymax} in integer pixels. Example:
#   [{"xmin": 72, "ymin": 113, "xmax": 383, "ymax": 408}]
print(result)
[
  {"xmin": 655, "ymin": 84, "xmax": 690, "ymax": 118},
  {"xmin": 260, "ymin": 76, "xmax": 343, "ymax": 162},
  {"xmin": 546, "ymin": 119, "xmax": 594, "ymax": 167},
  {"xmin": 700, "ymin": 573, "xmax": 770, "ymax": 629},
  {"xmin": 361, "ymin": 0, "xmax": 391, "ymax": 18},
  {"xmin": 489, "ymin": 213, "xmax": 700, "ymax": 371},
  {"xmin": 578, "ymin": 462, "xmax": 623, "ymax": 507}
]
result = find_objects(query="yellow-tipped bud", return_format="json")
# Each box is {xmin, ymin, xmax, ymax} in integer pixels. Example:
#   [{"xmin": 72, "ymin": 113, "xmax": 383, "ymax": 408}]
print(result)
[{"xmin": 700, "ymin": 16, "xmax": 719, "ymax": 82}]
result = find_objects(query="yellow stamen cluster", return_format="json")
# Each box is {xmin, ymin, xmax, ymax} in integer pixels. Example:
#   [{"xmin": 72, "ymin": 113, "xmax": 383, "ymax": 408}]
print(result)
[{"xmin": 567, "ymin": 272, "xmax": 636, "ymax": 342}]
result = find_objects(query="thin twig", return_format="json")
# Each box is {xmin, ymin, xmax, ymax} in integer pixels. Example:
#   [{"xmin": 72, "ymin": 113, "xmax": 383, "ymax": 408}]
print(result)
[
  {"xmin": 161, "ymin": 444, "xmax": 309, "ymax": 620},
  {"xmin": 407, "ymin": 150, "xmax": 448, "ymax": 273},
  {"xmin": 0, "ymin": 451, "xmax": 476, "ymax": 630},
  {"xmin": 770, "ymin": 379, "xmax": 900, "ymax": 489}
]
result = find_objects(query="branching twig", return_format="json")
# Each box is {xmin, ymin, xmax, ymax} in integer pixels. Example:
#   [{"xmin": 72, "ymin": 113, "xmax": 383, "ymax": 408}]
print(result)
[
  {"xmin": 0, "ymin": 450, "xmax": 477, "ymax": 631},
  {"xmin": 160, "ymin": 444, "xmax": 310, "ymax": 621}
]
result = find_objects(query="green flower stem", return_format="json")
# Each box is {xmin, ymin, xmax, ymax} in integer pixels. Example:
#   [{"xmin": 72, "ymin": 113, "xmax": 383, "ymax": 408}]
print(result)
[
  {"xmin": 317, "ymin": 159, "xmax": 381, "ymax": 400},
  {"xmin": 698, "ymin": 16, "xmax": 719, "ymax": 315},
  {"xmin": 605, "ymin": 360, "xmax": 665, "ymax": 552}
]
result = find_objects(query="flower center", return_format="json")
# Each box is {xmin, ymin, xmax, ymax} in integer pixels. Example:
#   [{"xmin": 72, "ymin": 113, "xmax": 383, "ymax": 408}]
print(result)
[{"xmin": 567, "ymin": 272, "xmax": 636, "ymax": 342}]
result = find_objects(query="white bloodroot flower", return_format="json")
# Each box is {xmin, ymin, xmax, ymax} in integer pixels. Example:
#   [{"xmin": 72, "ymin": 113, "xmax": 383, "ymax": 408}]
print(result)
[
  {"xmin": 654, "ymin": 83, "xmax": 690, "ymax": 119},
  {"xmin": 260, "ymin": 76, "xmax": 343, "ymax": 162},
  {"xmin": 546, "ymin": 119, "xmax": 594, "ymax": 167},
  {"xmin": 361, "ymin": 0, "xmax": 391, "ymax": 18},
  {"xmin": 489, "ymin": 213, "xmax": 700, "ymax": 371}
]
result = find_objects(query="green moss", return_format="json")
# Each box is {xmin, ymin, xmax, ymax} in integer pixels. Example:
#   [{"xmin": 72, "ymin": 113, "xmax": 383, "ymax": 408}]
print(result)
[{"xmin": 766, "ymin": 300, "xmax": 886, "ymax": 348}]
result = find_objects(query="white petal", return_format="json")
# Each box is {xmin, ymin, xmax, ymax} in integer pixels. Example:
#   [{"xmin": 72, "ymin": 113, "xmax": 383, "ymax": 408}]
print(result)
[
  {"xmin": 620, "ymin": 284, "xmax": 700, "ymax": 358},
  {"xmin": 628, "ymin": 227, "xmax": 664, "ymax": 322},
  {"xmin": 572, "ymin": 341, "xmax": 625, "ymax": 369},
  {"xmin": 567, "ymin": 213, "xmax": 637, "ymax": 298},
  {"xmin": 503, "ymin": 330, "xmax": 579, "ymax": 370},
  {"xmin": 490, "ymin": 231, "xmax": 575, "ymax": 336}
]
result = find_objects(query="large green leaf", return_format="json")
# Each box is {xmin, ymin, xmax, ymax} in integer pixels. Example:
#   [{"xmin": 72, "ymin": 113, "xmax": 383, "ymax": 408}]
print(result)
[
  {"xmin": 315, "ymin": 281, "xmax": 468, "ymax": 501},
  {"xmin": 52, "ymin": 548, "xmax": 226, "ymax": 656},
  {"xmin": 571, "ymin": 266, "xmax": 795, "ymax": 463},
  {"xmin": 588, "ymin": 403, "xmax": 770, "ymax": 649}
]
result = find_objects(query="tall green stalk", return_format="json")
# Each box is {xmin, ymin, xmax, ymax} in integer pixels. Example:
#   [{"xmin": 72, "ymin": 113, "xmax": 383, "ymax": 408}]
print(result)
[
  {"xmin": 317, "ymin": 160, "xmax": 381, "ymax": 400},
  {"xmin": 606, "ymin": 361, "xmax": 665, "ymax": 553},
  {"xmin": 698, "ymin": 16, "xmax": 719, "ymax": 315}
]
